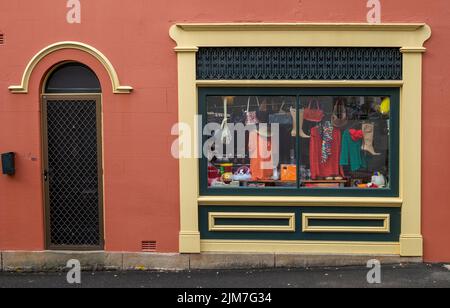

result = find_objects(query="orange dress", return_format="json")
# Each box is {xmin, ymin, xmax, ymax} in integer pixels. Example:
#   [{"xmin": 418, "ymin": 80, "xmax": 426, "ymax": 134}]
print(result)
[{"xmin": 249, "ymin": 130, "xmax": 273, "ymax": 180}]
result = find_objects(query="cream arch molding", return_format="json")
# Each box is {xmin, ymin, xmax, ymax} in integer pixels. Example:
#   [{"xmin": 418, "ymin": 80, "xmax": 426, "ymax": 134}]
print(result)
[
  {"xmin": 8, "ymin": 41, "xmax": 133, "ymax": 94},
  {"xmin": 170, "ymin": 23, "xmax": 431, "ymax": 256}
]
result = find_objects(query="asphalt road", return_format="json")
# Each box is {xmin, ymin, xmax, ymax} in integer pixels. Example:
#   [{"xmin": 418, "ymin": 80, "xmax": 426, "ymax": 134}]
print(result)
[{"xmin": 0, "ymin": 264, "xmax": 449, "ymax": 288}]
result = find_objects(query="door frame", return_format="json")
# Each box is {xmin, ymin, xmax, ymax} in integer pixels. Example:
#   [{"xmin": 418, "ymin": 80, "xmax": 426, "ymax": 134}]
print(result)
[{"xmin": 41, "ymin": 93, "xmax": 105, "ymax": 251}]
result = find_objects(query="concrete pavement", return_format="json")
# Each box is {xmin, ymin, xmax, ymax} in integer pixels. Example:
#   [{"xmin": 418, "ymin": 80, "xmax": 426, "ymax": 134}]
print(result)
[{"xmin": 0, "ymin": 263, "xmax": 449, "ymax": 288}]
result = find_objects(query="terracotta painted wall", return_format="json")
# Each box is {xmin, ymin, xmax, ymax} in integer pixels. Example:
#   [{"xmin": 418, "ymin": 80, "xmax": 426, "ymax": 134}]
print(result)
[{"xmin": 0, "ymin": 0, "xmax": 449, "ymax": 261}]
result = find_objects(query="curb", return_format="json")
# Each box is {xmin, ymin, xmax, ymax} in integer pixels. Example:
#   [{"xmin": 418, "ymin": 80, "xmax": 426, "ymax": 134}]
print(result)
[{"xmin": 0, "ymin": 251, "xmax": 423, "ymax": 272}]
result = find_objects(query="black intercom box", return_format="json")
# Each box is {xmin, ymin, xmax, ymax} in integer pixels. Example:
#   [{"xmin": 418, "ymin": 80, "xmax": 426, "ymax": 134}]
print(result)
[{"xmin": 1, "ymin": 152, "xmax": 15, "ymax": 175}]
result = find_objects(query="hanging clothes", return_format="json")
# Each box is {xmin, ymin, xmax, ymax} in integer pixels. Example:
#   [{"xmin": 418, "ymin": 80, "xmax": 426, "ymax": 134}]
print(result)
[
  {"xmin": 320, "ymin": 121, "xmax": 334, "ymax": 163},
  {"xmin": 340, "ymin": 129, "xmax": 367, "ymax": 172},
  {"xmin": 249, "ymin": 129, "xmax": 273, "ymax": 181},
  {"xmin": 310, "ymin": 123, "xmax": 343, "ymax": 179}
]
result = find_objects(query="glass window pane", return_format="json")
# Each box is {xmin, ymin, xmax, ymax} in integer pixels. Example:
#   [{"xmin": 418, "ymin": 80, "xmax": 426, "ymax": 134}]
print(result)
[
  {"xmin": 205, "ymin": 95, "xmax": 298, "ymax": 189},
  {"xmin": 299, "ymin": 96, "xmax": 390, "ymax": 189},
  {"xmin": 45, "ymin": 62, "xmax": 101, "ymax": 93}
]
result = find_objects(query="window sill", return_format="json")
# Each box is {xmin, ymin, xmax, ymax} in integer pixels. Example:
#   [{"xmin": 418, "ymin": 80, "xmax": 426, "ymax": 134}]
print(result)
[{"xmin": 197, "ymin": 196, "xmax": 403, "ymax": 207}]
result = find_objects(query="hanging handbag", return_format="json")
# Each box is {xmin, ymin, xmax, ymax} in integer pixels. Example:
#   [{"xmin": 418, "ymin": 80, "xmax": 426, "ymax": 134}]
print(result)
[
  {"xmin": 245, "ymin": 96, "xmax": 260, "ymax": 126},
  {"xmin": 303, "ymin": 99, "xmax": 324, "ymax": 123},
  {"xmin": 231, "ymin": 107, "xmax": 246, "ymax": 124},
  {"xmin": 220, "ymin": 97, "xmax": 232, "ymax": 144},
  {"xmin": 269, "ymin": 102, "xmax": 293, "ymax": 125},
  {"xmin": 213, "ymin": 97, "xmax": 232, "ymax": 145},
  {"xmin": 331, "ymin": 99, "xmax": 348, "ymax": 128}
]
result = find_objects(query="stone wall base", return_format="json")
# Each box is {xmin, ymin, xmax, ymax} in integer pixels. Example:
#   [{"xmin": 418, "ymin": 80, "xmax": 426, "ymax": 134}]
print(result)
[{"xmin": 0, "ymin": 251, "xmax": 423, "ymax": 272}]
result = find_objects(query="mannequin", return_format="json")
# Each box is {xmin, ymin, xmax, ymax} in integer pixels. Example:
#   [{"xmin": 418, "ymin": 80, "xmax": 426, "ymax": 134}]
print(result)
[
  {"xmin": 361, "ymin": 122, "xmax": 381, "ymax": 156},
  {"xmin": 290, "ymin": 107, "xmax": 310, "ymax": 138}
]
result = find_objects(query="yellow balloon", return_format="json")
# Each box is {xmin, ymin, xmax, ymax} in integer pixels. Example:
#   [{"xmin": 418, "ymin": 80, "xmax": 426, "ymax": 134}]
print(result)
[{"xmin": 380, "ymin": 97, "xmax": 390, "ymax": 115}]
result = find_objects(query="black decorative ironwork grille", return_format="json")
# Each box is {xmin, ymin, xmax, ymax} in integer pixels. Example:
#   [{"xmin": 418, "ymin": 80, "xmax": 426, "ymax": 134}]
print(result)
[
  {"xmin": 47, "ymin": 99, "xmax": 101, "ymax": 247},
  {"xmin": 197, "ymin": 47, "xmax": 402, "ymax": 80}
]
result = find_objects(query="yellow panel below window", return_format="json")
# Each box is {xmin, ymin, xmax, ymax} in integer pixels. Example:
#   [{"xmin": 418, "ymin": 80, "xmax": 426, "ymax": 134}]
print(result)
[
  {"xmin": 302, "ymin": 213, "xmax": 390, "ymax": 234},
  {"xmin": 209, "ymin": 212, "xmax": 296, "ymax": 232}
]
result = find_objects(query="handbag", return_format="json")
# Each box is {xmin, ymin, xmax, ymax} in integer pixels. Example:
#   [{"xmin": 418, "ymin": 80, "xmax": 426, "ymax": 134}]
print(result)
[
  {"xmin": 245, "ymin": 96, "xmax": 260, "ymax": 125},
  {"xmin": 220, "ymin": 97, "xmax": 232, "ymax": 144},
  {"xmin": 281, "ymin": 164, "xmax": 297, "ymax": 182},
  {"xmin": 269, "ymin": 103, "xmax": 293, "ymax": 125},
  {"xmin": 231, "ymin": 108, "xmax": 246, "ymax": 124},
  {"xmin": 303, "ymin": 100, "xmax": 324, "ymax": 122},
  {"xmin": 331, "ymin": 99, "xmax": 348, "ymax": 128},
  {"xmin": 213, "ymin": 97, "xmax": 232, "ymax": 145}
]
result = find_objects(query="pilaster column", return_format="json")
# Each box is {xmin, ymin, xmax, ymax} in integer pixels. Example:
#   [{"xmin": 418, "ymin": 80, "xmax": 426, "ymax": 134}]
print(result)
[
  {"xmin": 399, "ymin": 47, "xmax": 426, "ymax": 257},
  {"xmin": 175, "ymin": 46, "xmax": 201, "ymax": 253}
]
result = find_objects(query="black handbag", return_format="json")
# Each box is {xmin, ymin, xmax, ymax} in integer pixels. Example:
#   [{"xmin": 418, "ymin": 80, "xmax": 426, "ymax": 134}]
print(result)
[{"xmin": 269, "ymin": 103, "xmax": 293, "ymax": 125}]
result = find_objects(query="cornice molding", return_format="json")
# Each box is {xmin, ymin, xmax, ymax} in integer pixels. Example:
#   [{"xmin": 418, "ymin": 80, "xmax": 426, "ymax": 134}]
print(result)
[{"xmin": 170, "ymin": 23, "xmax": 432, "ymax": 50}]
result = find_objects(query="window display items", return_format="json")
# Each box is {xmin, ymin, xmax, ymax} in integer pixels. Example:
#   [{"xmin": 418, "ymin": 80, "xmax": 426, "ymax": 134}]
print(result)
[
  {"xmin": 204, "ymin": 94, "xmax": 392, "ymax": 191},
  {"xmin": 269, "ymin": 103, "xmax": 292, "ymax": 125},
  {"xmin": 361, "ymin": 123, "xmax": 381, "ymax": 156},
  {"xmin": 249, "ymin": 120, "xmax": 274, "ymax": 181},
  {"xmin": 207, "ymin": 164, "xmax": 220, "ymax": 186},
  {"xmin": 290, "ymin": 107, "xmax": 310, "ymax": 138},
  {"xmin": 303, "ymin": 100, "xmax": 325, "ymax": 123},
  {"xmin": 220, "ymin": 96, "xmax": 233, "ymax": 145},
  {"xmin": 245, "ymin": 96, "xmax": 260, "ymax": 125},
  {"xmin": 340, "ymin": 128, "xmax": 367, "ymax": 172},
  {"xmin": 380, "ymin": 97, "xmax": 391, "ymax": 115},
  {"xmin": 331, "ymin": 99, "xmax": 348, "ymax": 128},
  {"xmin": 371, "ymin": 172, "xmax": 387, "ymax": 187},
  {"xmin": 309, "ymin": 120, "xmax": 344, "ymax": 180},
  {"xmin": 233, "ymin": 166, "xmax": 252, "ymax": 181},
  {"xmin": 281, "ymin": 164, "xmax": 297, "ymax": 182},
  {"xmin": 219, "ymin": 163, "xmax": 233, "ymax": 176},
  {"xmin": 205, "ymin": 95, "xmax": 297, "ymax": 189}
]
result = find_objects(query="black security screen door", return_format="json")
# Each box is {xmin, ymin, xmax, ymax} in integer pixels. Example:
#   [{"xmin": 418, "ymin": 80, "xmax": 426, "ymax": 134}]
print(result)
[
  {"xmin": 42, "ymin": 95, "xmax": 103, "ymax": 250},
  {"xmin": 42, "ymin": 62, "xmax": 103, "ymax": 250}
]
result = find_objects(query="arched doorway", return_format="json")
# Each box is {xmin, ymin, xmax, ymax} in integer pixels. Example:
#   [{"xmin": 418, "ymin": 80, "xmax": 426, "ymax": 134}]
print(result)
[{"xmin": 42, "ymin": 62, "xmax": 104, "ymax": 250}]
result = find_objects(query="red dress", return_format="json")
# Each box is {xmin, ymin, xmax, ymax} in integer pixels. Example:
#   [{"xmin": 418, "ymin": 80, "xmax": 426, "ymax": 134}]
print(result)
[{"xmin": 309, "ymin": 126, "xmax": 344, "ymax": 179}]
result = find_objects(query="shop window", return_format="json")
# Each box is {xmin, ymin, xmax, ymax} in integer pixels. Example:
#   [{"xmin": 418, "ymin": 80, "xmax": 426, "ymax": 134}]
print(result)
[{"xmin": 199, "ymin": 88, "xmax": 399, "ymax": 197}]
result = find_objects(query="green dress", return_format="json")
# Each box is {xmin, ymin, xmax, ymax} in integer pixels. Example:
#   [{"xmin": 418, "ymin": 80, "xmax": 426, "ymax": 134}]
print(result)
[{"xmin": 340, "ymin": 129, "xmax": 367, "ymax": 172}]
